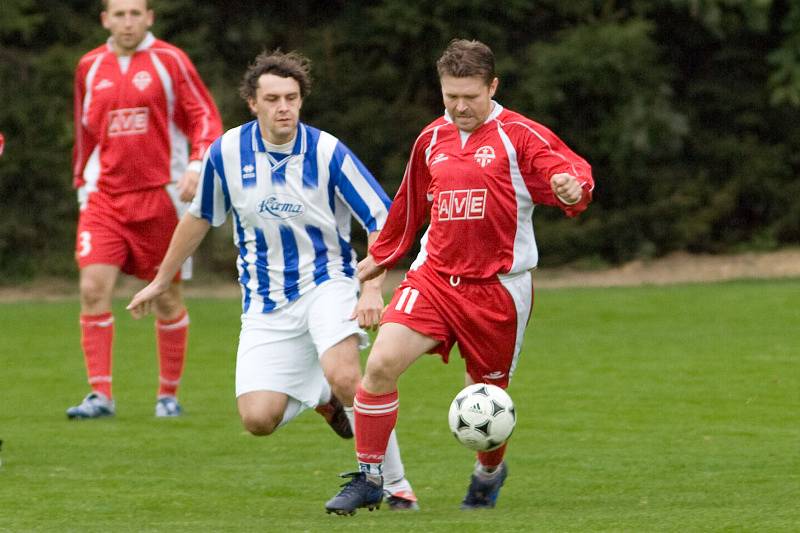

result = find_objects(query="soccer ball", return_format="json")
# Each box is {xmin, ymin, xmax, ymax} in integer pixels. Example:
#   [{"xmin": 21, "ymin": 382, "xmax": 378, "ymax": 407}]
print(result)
[{"xmin": 448, "ymin": 383, "xmax": 516, "ymax": 451}]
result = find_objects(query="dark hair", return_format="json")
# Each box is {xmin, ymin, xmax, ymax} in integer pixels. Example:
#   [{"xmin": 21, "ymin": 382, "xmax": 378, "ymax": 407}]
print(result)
[
  {"xmin": 102, "ymin": 0, "xmax": 151, "ymax": 9},
  {"xmin": 436, "ymin": 39, "xmax": 495, "ymax": 85},
  {"xmin": 239, "ymin": 50, "xmax": 312, "ymax": 101}
]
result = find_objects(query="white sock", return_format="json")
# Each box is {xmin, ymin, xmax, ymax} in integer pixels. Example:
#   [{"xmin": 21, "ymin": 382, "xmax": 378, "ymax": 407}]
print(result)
[
  {"xmin": 344, "ymin": 405, "xmax": 355, "ymax": 430},
  {"xmin": 277, "ymin": 397, "xmax": 304, "ymax": 428},
  {"xmin": 317, "ymin": 380, "xmax": 332, "ymax": 406},
  {"xmin": 474, "ymin": 460, "xmax": 502, "ymax": 480},
  {"xmin": 381, "ymin": 430, "xmax": 406, "ymax": 485}
]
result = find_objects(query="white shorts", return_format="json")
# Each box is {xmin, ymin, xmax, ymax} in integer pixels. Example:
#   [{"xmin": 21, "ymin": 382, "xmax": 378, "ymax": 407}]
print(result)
[{"xmin": 235, "ymin": 277, "xmax": 368, "ymax": 406}]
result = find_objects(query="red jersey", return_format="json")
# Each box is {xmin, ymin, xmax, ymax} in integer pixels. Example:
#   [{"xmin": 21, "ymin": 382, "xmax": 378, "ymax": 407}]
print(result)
[
  {"xmin": 72, "ymin": 33, "xmax": 222, "ymax": 195},
  {"xmin": 371, "ymin": 103, "xmax": 594, "ymax": 279}
]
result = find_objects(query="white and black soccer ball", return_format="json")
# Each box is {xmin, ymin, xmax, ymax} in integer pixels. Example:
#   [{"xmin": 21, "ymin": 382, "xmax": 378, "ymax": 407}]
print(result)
[{"xmin": 448, "ymin": 383, "xmax": 516, "ymax": 451}]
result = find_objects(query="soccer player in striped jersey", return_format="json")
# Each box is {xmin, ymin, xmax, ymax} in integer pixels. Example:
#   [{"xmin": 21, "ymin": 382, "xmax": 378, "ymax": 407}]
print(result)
[
  {"xmin": 67, "ymin": 0, "xmax": 222, "ymax": 419},
  {"xmin": 325, "ymin": 39, "xmax": 594, "ymax": 514},
  {"xmin": 127, "ymin": 50, "xmax": 418, "ymax": 510}
]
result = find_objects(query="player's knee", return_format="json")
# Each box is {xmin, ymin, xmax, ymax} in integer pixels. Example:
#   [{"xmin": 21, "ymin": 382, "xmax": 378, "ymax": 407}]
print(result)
[
  {"xmin": 79, "ymin": 276, "xmax": 111, "ymax": 308},
  {"xmin": 240, "ymin": 412, "xmax": 281, "ymax": 436},
  {"xmin": 364, "ymin": 351, "xmax": 400, "ymax": 389},
  {"xmin": 154, "ymin": 289, "xmax": 184, "ymax": 319},
  {"xmin": 327, "ymin": 370, "xmax": 360, "ymax": 404}
]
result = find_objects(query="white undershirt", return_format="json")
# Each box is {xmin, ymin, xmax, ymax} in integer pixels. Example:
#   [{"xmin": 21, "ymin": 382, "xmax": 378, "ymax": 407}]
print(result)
[
  {"xmin": 459, "ymin": 130, "xmax": 471, "ymax": 147},
  {"xmin": 263, "ymin": 137, "xmax": 294, "ymax": 154},
  {"xmin": 117, "ymin": 55, "xmax": 131, "ymax": 74},
  {"xmin": 457, "ymin": 101, "xmax": 497, "ymax": 147}
]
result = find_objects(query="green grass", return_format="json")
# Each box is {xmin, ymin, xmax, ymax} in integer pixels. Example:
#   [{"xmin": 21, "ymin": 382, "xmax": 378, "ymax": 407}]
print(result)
[{"xmin": 1, "ymin": 279, "xmax": 798, "ymax": 531}]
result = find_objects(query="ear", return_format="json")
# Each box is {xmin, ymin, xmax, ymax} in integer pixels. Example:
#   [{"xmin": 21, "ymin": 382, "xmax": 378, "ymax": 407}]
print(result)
[
  {"xmin": 146, "ymin": 9, "xmax": 154, "ymax": 28},
  {"xmin": 247, "ymin": 98, "xmax": 258, "ymax": 115},
  {"xmin": 101, "ymin": 11, "xmax": 110, "ymax": 30},
  {"xmin": 488, "ymin": 77, "xmax": 499, "ymax": 98}
]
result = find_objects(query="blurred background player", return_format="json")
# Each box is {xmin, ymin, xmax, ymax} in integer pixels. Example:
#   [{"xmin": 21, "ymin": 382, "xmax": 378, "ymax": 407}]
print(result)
[
  {"xmin": 68, "ymin": 0, "xmax": 222, "ymax": 418},
  {"xmin": 325, "ymin": 39, "xmax": 594, "ymax": 514},
  {"xmin": 126, "ymin": 50, "xmax": 418, "ymax": 510}
]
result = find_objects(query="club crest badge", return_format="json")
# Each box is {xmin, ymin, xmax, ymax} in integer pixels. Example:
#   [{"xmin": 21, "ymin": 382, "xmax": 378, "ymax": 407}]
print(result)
[
  {"xmin": 474, "ymin": 146, "xmax": 495, "ymax": 167},
  {"xmin": 132, "ymin": 71, "xmax": 152, "ymax": 91}
]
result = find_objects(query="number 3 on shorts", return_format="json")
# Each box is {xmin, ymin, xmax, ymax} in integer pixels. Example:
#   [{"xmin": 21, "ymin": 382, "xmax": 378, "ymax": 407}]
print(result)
[
  {"xmin": 78, "ymin": 230, "xmax": 92, "ymax": 258},
  {"xmin": 394, "ymin": 287, "xmax": 419, "ymax": 314}
]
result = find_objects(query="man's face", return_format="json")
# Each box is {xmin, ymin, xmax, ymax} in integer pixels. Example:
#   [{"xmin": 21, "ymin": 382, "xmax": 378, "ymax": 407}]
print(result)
[
  {"xmin": 248, "ymin": 74, "xmax": 303, "ymax": 145},
  {"xmin": 102, "ymin": 0, "xmax": 153, "ymax": 55},
  {"xmin": 440, "ymin": 75, "xmax": 498, "ymax": 133}
]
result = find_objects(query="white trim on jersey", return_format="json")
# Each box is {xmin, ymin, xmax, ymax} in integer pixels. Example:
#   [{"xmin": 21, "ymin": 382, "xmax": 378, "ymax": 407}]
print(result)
[
  {"xmin": 78, "ymin": 146, "xmax": 101, "ymax": 210},
  {"xmin": 151, "ymin": 46, "xmax": 213, "ymax": 142},
  {"xmin": 501, "ymin": 119, "xmax": 583, "ymax": 182},
  {"xmin": 168, "ymin": 126, "xmax": 190, "ymax": 183},
  {"xmin": 408, "ymin": 227, "xmax": 430, "ymax": 272},
  {"xmin": 149, "ymin": 51, "xmax": 189, "ymax": 183},
  {"xmin": 150, "ymin": 52, "xmax": 174, "ymax": 117},
  {"xmin": 495, "ymin": 125, "xmax": 538, "ymax": 273},
  {"xmin": 81, "ymin": 54, "xmax": 106, "ymax": 128},
  {"xmin": 424, "ymin": 125, "xmax": 441, "ymax": 165}
]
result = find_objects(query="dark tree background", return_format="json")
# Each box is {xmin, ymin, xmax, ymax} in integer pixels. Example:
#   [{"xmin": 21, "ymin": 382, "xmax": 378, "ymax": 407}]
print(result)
[{"xmin": 1, "ymin": 0, "xmax": 799, "ymax": 281}]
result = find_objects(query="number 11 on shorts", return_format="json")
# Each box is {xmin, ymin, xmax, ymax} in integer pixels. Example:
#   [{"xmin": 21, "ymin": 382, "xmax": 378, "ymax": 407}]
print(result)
[{"xmin": 394, "ymin": 287, "xmax": 419, "ymax": 314}]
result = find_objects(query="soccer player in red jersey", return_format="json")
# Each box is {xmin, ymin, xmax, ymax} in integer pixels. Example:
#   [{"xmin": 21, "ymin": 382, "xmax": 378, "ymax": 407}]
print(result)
[
  {"xmin": 326, "ymin": 39, "xmax": 594, "ymax": 514},
  {"xmin": 67, "ymin": 0, "xmax": 222, "ymax": 419}
]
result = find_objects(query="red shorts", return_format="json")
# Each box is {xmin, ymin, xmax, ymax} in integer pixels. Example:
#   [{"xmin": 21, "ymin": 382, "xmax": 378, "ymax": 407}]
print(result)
[
  {"xmin": 381, "ymin": 263, "xmax": 533, "ymax": 388},
  {"xmin": 75, "ymin": 188, "xmax": 180, "ymax": 281}
]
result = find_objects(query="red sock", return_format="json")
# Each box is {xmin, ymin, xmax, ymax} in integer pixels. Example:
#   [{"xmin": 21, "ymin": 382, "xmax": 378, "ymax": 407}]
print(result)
[
  {"xmin": 354, "ymin": 385, "xmax": 398, "ymax": 472},
  {"xmin": 477, "ymin": 442, "xmax": 508, "ymax": 469},
  {"xmin": 80, "ymin": 312, "xmax": 114, "ymax": 398},
  {"xmin": 156, "ymin": 310, "xmax": 189, "ymax": 397}
]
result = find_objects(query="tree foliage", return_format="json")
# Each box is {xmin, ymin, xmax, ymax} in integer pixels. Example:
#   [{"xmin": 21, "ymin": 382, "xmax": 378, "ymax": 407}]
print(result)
[{"xmin": 0, "ymin": 0, "xmax": 798, "ymax": 280}]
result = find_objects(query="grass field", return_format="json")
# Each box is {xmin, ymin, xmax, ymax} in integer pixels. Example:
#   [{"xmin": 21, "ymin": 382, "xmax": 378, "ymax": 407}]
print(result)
[{"xmin": 1, "ymin": 279, "xmax": 798, "ymax": 532}]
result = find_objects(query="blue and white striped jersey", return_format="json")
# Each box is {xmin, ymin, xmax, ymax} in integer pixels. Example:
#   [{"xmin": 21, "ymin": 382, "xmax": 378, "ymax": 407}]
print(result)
[{"xmin": 189, "ymin": 120, "xmax": 391, "ymax": 314}]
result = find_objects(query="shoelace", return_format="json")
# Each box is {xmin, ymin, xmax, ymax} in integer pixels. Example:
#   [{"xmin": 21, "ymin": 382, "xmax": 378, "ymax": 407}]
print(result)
[{"xmin": 336, "ymin": 473, "xmax": 366, "ymax": 495}]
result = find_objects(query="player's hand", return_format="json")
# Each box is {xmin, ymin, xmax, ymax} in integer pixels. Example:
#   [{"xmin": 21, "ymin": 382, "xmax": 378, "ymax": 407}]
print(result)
[
  {"xmin": 177, "ymin": 169, "xmax": 200, "ymax": 202},
  {"xmin": 357, "ymin": 254, "xmax": 386, "ymax": 283},
  {"xmin": 550, "ymin": 172, "xmax": 582, "ymax": 205},
  {"xmin": 126, "ymin": 280, "xmax": 169, "ymax": 319},
  {"xmin": 351, "ymin": 285, "xmax": 384, "ymax": 331}
]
